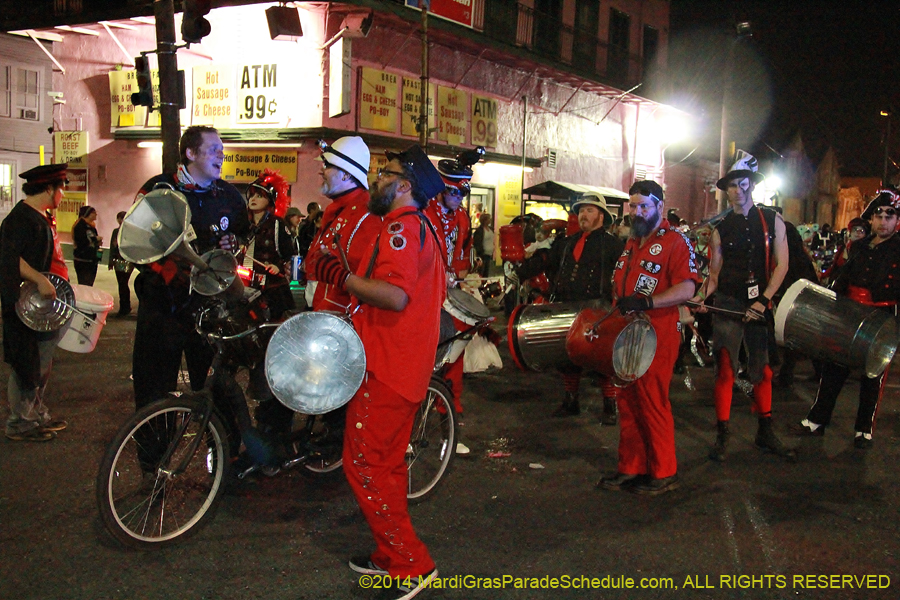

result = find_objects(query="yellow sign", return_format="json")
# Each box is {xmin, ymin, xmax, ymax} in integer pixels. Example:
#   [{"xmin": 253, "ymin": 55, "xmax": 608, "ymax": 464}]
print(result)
[
  {"xmin": 359, "ymin": 67, "xmax": 398, "ymax": 133},
  {"xmin": 221, "ymin": 150, "xmax": 298, "ymax": 182},
  {"xmin": 54, "ymin": 131, "xmax": 89, "ymax": 167},
  {"xmin": 401, "ymin": 78, "xmax": 436, "ymax": 138},
  {"xmin": 57, "ymin": 193, "xmax": 86, "ymax": 234},
  {"xmin": 437, "ymin": 85, "xmax": 468, "ymax": 145},
  {"xmin": 471, "ymin": 94, "xmax": 498, "ymax": 148},
  {"xmin": 108, "ymin": 70, "xmax": 147, "ymax": 127},
  {"xmin": 497, "ymin": 172, "xmax": 522, "ymax": 225},
  {"xmin": 192, "ymin": 65, "xmax": 234, "ymax": 128},
  {"xmin": 236, "ymin": 63, "xmax": 281, "ymax": 124}
]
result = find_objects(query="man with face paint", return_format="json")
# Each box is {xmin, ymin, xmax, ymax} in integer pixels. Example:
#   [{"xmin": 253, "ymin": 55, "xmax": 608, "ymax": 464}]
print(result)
[
  {"xmin": 310, "ymin": 145, "xmax": 446, "ymax": 599},
  {"xmin": 693, "ymin": 151, "xmax": 795, "ymax": 462},
  {"xmin": 793, "ymin": 188, "xmax": 900, "ymax": 449},
  {"xmin": 131, "ymin": 126, "xmax": 249, "ymax": 412},
  {"xmin": 599, "ymin": 180, "xmax": 699, "ymax": 495},
  {"xmin": 424, "ymin": 148, "xmax": 484, "ymax": 454}
]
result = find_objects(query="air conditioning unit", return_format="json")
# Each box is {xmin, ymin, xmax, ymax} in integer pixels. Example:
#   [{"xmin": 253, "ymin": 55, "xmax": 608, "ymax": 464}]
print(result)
[
  {"xmin": 546, "ymin": 148, "xmax": 558, "ymax": 168},
  {"xmin": 19, "ymin": 109, "xmax": 38, "ymax": 120}
]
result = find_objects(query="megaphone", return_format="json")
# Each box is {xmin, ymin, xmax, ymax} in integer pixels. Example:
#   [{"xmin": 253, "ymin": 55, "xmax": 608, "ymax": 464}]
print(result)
[{"xmin": 118, "ymin": 186, "xmax": 237, "ymax": 295}]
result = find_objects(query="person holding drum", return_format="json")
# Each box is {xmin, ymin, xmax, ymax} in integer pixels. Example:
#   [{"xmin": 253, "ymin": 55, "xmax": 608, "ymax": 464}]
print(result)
[
  {"xmin": 693, "ymin": 150, "xmax": 795, "ymax": 462},
  {"xmin": 598, "ymin": 180, "xmax": 699, "ymax": 495},
  {"xmin": 793, "ymin": 188, "xmax": 900, "ymax": 449},
  {"xmin": 516, "ymin": 191, "xmax": 624, "ymax": 421},
  {"xmin": 1, "ymin": 163, "xmax": 70, "ymax": 442},
  {"xmin": 310, "ymin": 145, "xmax": 445, "ymax": 599},
  {"xmin": 424, "ymin": 147, "xmax": 485, "ymax": 455}
]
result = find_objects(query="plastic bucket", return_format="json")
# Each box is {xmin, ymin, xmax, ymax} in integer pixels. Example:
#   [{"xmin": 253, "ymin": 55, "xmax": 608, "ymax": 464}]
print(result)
[{"xmin": 57, "ymin": 284, "xmax": 114, "ymax": 353}]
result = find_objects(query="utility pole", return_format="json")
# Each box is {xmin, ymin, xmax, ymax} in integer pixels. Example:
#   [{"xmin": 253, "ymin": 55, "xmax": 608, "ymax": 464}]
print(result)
[
  {"xmin": 154, "ymin": 0, "xmax": 181, "ymax": 173},
  {"xmin": 883, "ymin": 109, "xmax": 893, "ymax": 187},
  {"xmin": 418, "ymin": 0, "xmax": 430, "ymax": 149}
]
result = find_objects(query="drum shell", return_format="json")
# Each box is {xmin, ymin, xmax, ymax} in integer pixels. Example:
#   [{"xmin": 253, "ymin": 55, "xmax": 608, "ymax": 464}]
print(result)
[
  {"xmin": 499, "ymin": 224, "xmax": 525, "ymax": 263},
  {"xmin": 565, "ymin": 308, "xmax": 657, "ymax": 384},
  {"xmin": 443, "ymin": 287, "xmax": 490, "ymax": 326},
  {"xmin": 507, "ymin": 300, "xmax": 608, "ymax": 371},
  {"xmin": 774, "ymin": 279, "xmax": 898, "ymax": 378}
]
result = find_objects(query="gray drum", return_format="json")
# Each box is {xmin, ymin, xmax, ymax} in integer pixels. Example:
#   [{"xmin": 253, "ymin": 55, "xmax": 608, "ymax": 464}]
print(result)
[
  {"xmin": 774, "ymin": 279, "xmax": 898, "ymax": 378},
  {"xmin": 16, "ymin": 273, "xmax": 75, "ymax": 332},
  {"xmin": 507, "ymin": 300, "xmax": 609, "ymax": 371},
  {"xmin": 265, "ymin": 312, "xmax": 366, "ymax": 414}
]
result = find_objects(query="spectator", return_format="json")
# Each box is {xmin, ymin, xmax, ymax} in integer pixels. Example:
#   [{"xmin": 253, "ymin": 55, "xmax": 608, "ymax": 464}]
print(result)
[
  {"xmin": 108, "ymin": 211, "xmax": 134, "ymax": 316},
  {"xmin": 72, "ymin": 205, "xmax": 102, "ymax": 286}
]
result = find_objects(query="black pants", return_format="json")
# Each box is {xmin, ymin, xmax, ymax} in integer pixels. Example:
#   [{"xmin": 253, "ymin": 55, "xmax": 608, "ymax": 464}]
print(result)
[
  {"xmin": 807, "ymin": 363, "xmax": 884, "ymax": 434},
  {"xmin": 115, "ymin": 269, "xmax": 133, "ymax": 313},
  {"xmin": 74, "ymin": 260, "xmax": 98, "ymax": 286}
]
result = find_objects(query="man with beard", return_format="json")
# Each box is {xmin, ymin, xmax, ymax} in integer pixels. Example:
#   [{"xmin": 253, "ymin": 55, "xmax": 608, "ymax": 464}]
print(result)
[
  {"xmin": 310, "ymin": 145, "xmax": 445, "ymax": 599},
  {"xmin": 793, "ymin": 188, "xmax": 900, "ymax": 449},
  {"xmin": 516, "ymin": 192, "xmax": 624, "ymax": 419},
  {"xmin": 693, "ymin": 151, "xmax": 795, "ymax": 462},
  {"xmin": 598, "ymin": 180, "xmax": 699, "ymax": 495},
  {"xmin": 132, "ymin": 126, "xmax": 249, "ymax": 413}
]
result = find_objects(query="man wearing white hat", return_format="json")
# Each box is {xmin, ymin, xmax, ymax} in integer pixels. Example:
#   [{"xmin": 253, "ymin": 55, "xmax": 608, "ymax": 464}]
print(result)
[
  {"xmin": 693, "ymin": 150, "xmax": 795, "ymax": 462},
  {"xmin": 305, "ymin": 136, "xmax": 382, "ymax": 312},
  {"xmin": 517, "ymin": 191, "xmax": 624, "ymax": 419}
]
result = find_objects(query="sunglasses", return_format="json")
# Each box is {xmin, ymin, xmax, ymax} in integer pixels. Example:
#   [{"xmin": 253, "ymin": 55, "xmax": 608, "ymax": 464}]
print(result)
[
  {"xmin": 874, "ymin": 208, "xmax": 897, "ymax": 217},
  {"xmin": 443, "ymin": 186, "xmax": 467, "ymax": 198}
]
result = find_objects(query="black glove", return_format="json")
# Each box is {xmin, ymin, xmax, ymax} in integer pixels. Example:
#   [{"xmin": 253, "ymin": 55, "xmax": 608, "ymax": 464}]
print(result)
[
  {"xmin": 311, "ymin": 253, "xmax": 351, "ymax": 289},
  {"xmin": 617, "ymin": 294, "xmax": 653, "ymax": 314}
]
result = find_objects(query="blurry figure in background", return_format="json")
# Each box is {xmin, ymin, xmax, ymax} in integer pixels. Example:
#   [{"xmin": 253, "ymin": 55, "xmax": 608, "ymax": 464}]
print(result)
[
  {"xmin": 2, "ymin": 163, "xmax": 70, "ymax": 442},
  {"xmin": 615, "ymin": 215, "xmax": 632, "ymax": 240},
  {"xmin": 516, "ymin": 192, "xmax": 624, "ymax": 421},
  {"xmin": 825, "ymin": 217, "xmax": 869, "ymax": 280},
  {"xmin": 72, "ymin": 205, "xmax": 102, "ymax": 286},
  {"xmin": 472, "ymin": 212, "xmax": 494, "ymax": 277},
  {"xmin": 108, "ymin": 210, "xmax": 134, "ymax": 316},
  {"xmin": 284, "ymin": 206, "xmax": 303, "ymax": 251},
  {"xmin": 295, "ymin": 201, "xmax": 321, "ymax": 259},
  {"xmin": 793, "ymin": 189, "xmax": 900, "ymax": 449},
  {"xmin": 424, "ymin": 147, "xmax": 485, "ymax": 455}
]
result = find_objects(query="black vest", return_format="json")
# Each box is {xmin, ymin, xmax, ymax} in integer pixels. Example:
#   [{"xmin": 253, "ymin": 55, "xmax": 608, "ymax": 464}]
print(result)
[{"xmin": 715, "ymin": 205, "xmax": 776, "ymax": 301}]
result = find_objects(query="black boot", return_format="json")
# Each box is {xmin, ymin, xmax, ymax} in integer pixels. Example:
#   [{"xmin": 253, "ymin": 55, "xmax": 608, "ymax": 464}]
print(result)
[
  {"xmin": 755, "ymin": 417, "xmax": 796, "ymax": 460},
  {"xmin": 600, "ymin": 396, "xmax": 618, "ymax": 425},
  {"xmin": 552, "ymin": 392, "xmax": 580, "ymax": 417},
  {"xmin": 709, "ymin": 420, "xmax": 730, "ymax": 462}
]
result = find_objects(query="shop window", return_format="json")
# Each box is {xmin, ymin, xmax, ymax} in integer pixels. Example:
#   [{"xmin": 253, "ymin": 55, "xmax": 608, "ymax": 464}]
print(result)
[
  {"xmin": 642, "ymin": 25, "xmax": 659, "ymax": 79},
  {"xmin": 573, "ymin": 0, "xmax": 599, "ymax": 72},
  {"xmin": 0, "ymin": 66, "xmax": 9, "ymax": 118},
  {"xmin": 0, "ymin": 160, "xmax": 15, "ymax": 213},
  {"xmin": 16, "ymin": 67, "xmax": 40, "ymax": 121}
]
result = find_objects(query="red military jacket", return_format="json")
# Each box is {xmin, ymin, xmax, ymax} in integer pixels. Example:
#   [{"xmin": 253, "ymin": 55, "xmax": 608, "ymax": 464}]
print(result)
[
  {"xmin": 613, "ymin": 221, "xmax": 700, "ymax": 337},
  {"xmin": 424, "ymin": 198, "xmax": 472, "ymax": 279},
  {"xmin": 351, "ymin": 207, "xmax": 446, "ymax": 403},
  {"xmin": 305, "ymin": 186, "xmax": 381, "ymax": 311}
]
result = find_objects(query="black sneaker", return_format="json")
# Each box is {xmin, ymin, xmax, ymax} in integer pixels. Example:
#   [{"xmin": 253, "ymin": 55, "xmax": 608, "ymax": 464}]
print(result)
[
  {"xmin": 349, "ymin": 555, "xmax": 388, "ymax": 576},
  {"xmin": 631, "ymin": 474, "xmax": 680, "ymax": 496},
  {"xmin": 854, "ymin": 433, "xmax": 873, "ymax": 450},
  {"xmin": 372, "ymin": 569, "xmax": 438, "ymax": 600},
  {"xmin": 597, "ymin": 472, "xmax": 642, "ymax": 491}
]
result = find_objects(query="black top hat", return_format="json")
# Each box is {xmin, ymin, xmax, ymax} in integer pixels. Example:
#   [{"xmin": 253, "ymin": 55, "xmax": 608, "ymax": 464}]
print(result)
[
  {"xmin": 716, "ymin": 150, "xmax": 764, "ymax": 190},
  {"xmin": 385, "ymin": 145, "xmax": 445, "ymax": 201},
  {"xmin": 19, "ymin": 163, "xmax": 68, "ymax": 186}
]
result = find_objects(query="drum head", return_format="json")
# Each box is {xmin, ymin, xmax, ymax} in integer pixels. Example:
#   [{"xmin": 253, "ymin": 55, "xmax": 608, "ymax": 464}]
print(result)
[
  {"xmin": 612, "ymin": 317, "xmax": 657, "ymax": 383},
  {"xmin": 191, "ymin": 250, "xmax": 240, "ymax": 296},
  {"xmin": 265, "ymin": 312, "xmax": 366, "ymax": 415},
  {"xmin": 446, "ymin": 287, "xmax": 491, "ymax": 321},
  {"xmin": 15, "ymin": 273, "xmax": 75, "ymax": 332}
]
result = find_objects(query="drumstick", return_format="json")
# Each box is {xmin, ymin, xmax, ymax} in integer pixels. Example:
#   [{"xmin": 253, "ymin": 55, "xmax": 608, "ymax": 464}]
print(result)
[
  {"xmin": 683, "ymin": 301, "xmax": 750, "ymax": 318},
  {"xmin": 330, "ymin": 231, "xmax": 352, "ymax": 272}
]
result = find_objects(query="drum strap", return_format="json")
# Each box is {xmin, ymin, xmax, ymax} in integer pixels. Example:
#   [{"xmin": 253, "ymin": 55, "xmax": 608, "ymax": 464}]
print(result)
[{"xmin": 755, "ymin": 206, "xmax": 771, "ymax": 284}]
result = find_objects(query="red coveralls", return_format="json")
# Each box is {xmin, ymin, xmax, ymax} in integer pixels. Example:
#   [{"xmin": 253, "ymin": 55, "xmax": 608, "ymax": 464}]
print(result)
[
  {"xmin": 305, "ymin": 187, "xmax": 381, "ymax": 312},
  {"xmin": 343, "ymin": 207, "xmax": 445, "ymax": 578},
  {"xmin": 424, "ymin": 198, "xmax": 472, "ymax": 414},
  {"xmin": 612, "ymin": 222, "xmax": 700, "ymax": 479}
]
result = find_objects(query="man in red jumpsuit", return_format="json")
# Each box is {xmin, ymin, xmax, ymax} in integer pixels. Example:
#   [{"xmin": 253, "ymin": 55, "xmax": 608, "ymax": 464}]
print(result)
[
  {"xmin": 599, "ymin": 180, "xmax": 699, "ymax": 496},
  {"xmin": 423, "ymin": 148, "xmax": 484, "ymax": 455},
  {"xmin": 311, "ymin": 144, "xmax": 446, "ymax": 599}
]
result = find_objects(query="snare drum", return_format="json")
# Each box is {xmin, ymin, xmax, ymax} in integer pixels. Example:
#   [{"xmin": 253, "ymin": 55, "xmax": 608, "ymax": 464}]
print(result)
[
  {"xmin": 443, "ymin": 287, "xmax": 490, "ymax": 326},
  {"xmin": 565, "ymin": 308, "xmax": 657, "ymax": 385}
]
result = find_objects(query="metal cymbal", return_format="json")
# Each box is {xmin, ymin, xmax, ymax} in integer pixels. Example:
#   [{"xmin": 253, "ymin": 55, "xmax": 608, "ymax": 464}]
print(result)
[{"xmin": 15, "ymin": 273, "xmax": 75, "ymax": 332}]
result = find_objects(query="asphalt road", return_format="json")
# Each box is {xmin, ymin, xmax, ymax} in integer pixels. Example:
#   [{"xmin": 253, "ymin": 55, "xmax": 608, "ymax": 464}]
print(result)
[{"xmin": 2, "ymin": 267, "xmax": 899, "ymax": 600}]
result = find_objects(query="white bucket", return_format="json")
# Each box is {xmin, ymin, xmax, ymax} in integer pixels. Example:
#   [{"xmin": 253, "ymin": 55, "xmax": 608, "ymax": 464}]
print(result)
[{"xmin": 57, "ymin": 284, "xmax": 114, "ymax": 353}]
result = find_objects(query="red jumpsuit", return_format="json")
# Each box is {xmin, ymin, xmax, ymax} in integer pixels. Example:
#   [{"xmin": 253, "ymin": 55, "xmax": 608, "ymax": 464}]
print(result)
[
  {"xmin": 343, "ymin": 207, "xmax": 446, "ymax": 578},
  {"xmin": 612, "ymin": 222, "xmax": 700, "ymax": 479},
  {"xmin": 305, "ymin": 187, "xmax": 381, "ymax": 312},
  {"xmin": 424, "ymin": 198, "xmax": 473, "ymax": 414}
]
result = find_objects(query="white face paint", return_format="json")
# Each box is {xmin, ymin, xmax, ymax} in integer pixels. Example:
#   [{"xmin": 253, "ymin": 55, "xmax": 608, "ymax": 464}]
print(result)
[{"xmin": 726, "ymin": 177, "xmax": 754, "ymax": 210}]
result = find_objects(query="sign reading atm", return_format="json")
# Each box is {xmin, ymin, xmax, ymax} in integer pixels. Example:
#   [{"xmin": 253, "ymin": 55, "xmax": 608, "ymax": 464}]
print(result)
[{"xmin": 404, "ymin": 0, "xmax": 473, "ymax": 28}]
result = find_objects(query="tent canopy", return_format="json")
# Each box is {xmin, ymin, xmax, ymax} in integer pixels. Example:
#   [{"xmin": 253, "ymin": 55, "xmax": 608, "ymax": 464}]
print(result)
[{"xmin": 522, "ymin": 180, "xmax": 629, "ymax": 203}]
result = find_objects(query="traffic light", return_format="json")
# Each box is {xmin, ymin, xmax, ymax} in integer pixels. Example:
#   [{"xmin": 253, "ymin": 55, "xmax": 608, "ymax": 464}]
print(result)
[
  {"xmin": 182, "ymin": 0, "xmax": 212, "ymax": 44},
  {"xmin": 131, "ymin": 55, "xmax": 153, "ymax": 107}
]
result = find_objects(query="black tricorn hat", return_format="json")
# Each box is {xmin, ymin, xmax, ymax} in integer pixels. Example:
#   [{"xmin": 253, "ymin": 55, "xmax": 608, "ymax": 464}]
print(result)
[{"xmin": 861, "ymin": 188, "xmax": 900, "ymax": 220}]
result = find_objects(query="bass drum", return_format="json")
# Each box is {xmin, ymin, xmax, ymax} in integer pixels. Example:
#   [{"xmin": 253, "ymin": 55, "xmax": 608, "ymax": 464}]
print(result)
[
  {"xmin": 507, "ymin": 300, "xmax": 608, "ymax": 371},
  {"xmin": 774, "ymin": 279, "xmax": 898, "ymax": 378},
  {"xmin": 265, "ymin": 312, "xmax": 366, "ymax": 414},
  {"xmin": 565, "ymin": 308, "xmax": 657, "ymax": 385}
]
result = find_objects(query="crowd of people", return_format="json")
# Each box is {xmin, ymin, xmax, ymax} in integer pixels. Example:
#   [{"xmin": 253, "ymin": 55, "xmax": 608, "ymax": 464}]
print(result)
[{"xmin": 3, "ymin": 134, "xmax": 900, "ymax": 599}]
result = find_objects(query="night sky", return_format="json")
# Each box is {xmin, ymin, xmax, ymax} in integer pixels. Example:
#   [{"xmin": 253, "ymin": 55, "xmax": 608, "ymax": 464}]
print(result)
[{"xmin": 666, "ymin": 0, "xmax": 900, "ymax": 179}]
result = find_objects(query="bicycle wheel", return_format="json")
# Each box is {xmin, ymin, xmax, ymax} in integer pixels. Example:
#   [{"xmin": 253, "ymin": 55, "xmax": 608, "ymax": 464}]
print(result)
[
  {"xmin": 406, "ymin": 378, "xmax": 456, "ymax": 503},
  {"xmin": 295, "ymin": 414, "xmax": 344, "ymax": 474},
  {"xmin": 96, "ymin": 396, "xmax": 230, "ymax": 549}
]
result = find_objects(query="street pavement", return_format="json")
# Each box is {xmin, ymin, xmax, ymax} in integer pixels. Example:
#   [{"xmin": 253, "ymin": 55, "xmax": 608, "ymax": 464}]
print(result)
[{"xmin": 1, "ymin": 266, "xmax": 899, "ymax": 599}]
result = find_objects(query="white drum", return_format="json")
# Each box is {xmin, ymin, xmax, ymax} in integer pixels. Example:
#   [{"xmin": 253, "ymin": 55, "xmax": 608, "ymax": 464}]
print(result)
[
  {"xmin": 57, "ymin": 284, "xmax": 114, "ymax": 353},
  {"xmin": 443, "ymin": 287, "xmax": 490, "ymax": 326}
]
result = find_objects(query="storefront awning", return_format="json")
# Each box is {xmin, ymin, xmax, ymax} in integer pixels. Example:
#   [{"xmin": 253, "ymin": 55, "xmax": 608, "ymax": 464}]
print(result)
[{"xmin": 522, "ymin": 180, "xmax": 629, "ymax": 203}]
